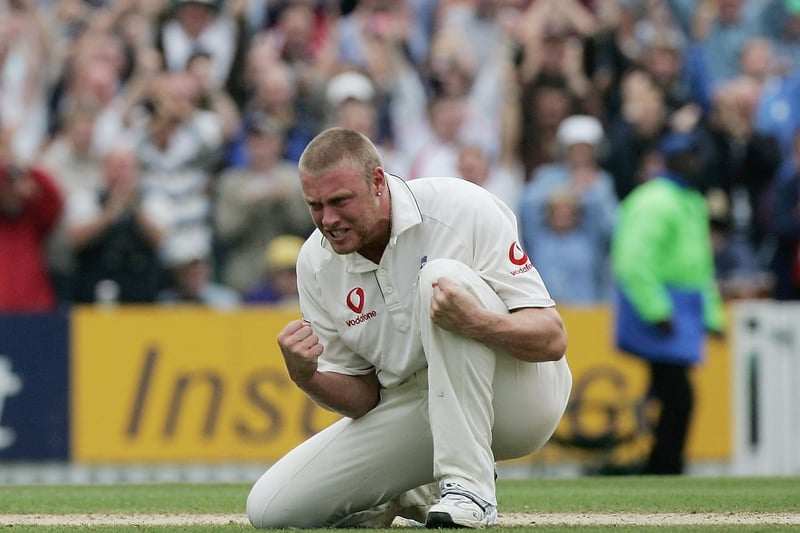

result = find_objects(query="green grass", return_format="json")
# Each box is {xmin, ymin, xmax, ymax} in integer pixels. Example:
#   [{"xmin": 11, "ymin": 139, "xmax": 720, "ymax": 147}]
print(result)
[
  {"xmin": 0, "ymin": 477, "xmax": 798, "ymax": 531},
  {"xmin": 498, "ymin": 477, "xmax": 800, "ymax": 513}
]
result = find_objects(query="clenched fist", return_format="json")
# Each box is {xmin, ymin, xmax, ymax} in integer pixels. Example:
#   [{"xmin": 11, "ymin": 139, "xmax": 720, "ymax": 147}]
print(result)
[
  {"xmin": 277, "ymin": 319, "xmax": 324, "ymax": 385},
  {"xmin": 430, "ymin": 276, "xmax": 482, "ymax": 335}
]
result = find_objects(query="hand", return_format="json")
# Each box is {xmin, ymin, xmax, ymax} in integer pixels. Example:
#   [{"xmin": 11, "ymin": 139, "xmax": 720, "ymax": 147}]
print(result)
[
  {"xmin": 654, "ymin": 319, "xmax": 674, "ymax": 336},
  {"xmin": 10, "ymin": 170, "xmax": 38, "ymax": 202},
  {"xmin": 669, "ymin": 104, "xmax": 702, "ymax": 133},
  {"xmin": 430, "ymin": 276, "xmax": 481, "ymax": 335},
  {"xmin": 277, "ymin": 319, "xmax": 324, "ymax": 385},
  {"xmin": 105, "ymin": 182, "xmax": 137, "ymax": 221}
]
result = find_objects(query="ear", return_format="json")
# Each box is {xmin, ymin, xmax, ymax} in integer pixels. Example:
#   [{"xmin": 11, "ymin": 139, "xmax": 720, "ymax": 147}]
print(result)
[{"xmin": 372, "ymin": 166, "xmax": 386, "ymax": 197}]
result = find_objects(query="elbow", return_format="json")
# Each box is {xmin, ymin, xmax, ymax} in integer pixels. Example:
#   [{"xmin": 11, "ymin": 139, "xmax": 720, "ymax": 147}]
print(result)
[
  {"xmin": 537, "ymin": 321, "xmax": 567, "ymax": 362},
  {"xmin": 342, "ymin": 396, "xmax": 379, "ymax": 420},
  {"xmin": 348, "ymin": 406, "xmax": 373, "ymax": 420},
  {"xmin": 545, "ymin": 329, "xmax": 568, "ymax": 362},
  {"xmin": 516, "ymin": 329, "xmax": 566, "ymax": 363}
]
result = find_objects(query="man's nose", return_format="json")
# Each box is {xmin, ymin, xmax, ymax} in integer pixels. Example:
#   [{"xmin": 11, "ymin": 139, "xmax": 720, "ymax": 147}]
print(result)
[{"xmin": 321, "ymin": 206, "xmax": 339, "ymax": 227}]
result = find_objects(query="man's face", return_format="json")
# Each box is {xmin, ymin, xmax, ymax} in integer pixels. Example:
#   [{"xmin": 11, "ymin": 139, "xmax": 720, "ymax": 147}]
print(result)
[
  {"xmin": 176, "ymin": 3, "xmax": 215, "ymax": 38},
  {"xmin": 301, "ymin": 164, "xmax": 386, "ymax": 258}
]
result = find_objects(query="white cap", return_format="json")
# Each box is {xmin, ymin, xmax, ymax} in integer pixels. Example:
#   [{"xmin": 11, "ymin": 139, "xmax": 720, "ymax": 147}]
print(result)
[
  {"xmin": 556, "ymin": 115, "xmax": 604, "ymax": 147},
  {"xmin": 162, "ymin": 229, "xmax": 211, "ymax": 268},
  {"xmin": 325, "ymin": 71, "xmax": 375, "ymax": 107}
]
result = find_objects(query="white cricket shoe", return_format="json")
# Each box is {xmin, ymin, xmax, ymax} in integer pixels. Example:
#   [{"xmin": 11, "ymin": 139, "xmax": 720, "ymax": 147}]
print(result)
[{"xmin": 425, "ymin": 482, "xmax": 497, "ymax": 529}]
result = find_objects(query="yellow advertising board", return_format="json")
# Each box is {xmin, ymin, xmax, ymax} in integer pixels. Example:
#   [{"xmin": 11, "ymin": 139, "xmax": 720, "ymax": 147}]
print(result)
[
  {"xmin": 71, "ymin": 306, "xmax": 730, "ymax": 466},
  {"xmin": 71, "ymin": 306, "xmax": 340, "ymax": 463}
]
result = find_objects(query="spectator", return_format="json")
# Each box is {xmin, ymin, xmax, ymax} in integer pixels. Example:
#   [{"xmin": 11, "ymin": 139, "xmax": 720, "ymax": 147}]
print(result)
[
  {"xmin": 640, "ymin": 29, "xmax": 712, "ymax": 116},
  {"xmin": 519, "ymin": 115, "xmax": 617, "ymax": 303},
  {"xmin": 770, "ymin": 0, "xmax": 800, "ymax": 74},
  {"xmin": 689, "ymin": 0, "xmax": 772, "ymax": 90},
  {"xmin": 66, "ymin": 142, "xmax": 171, "ymax": 304},
  {"xmin": 157, "ymin": 0, "xmax": 242, "ymax": 91},
  {"xmin": 755, "ymin": 62, "xmax": 800, "ymax": 159},
  {"xmin": 514, "ymin": 0, "xmax": 598, "ymax": 115},
  {"xmin": 0, "ymin": 162, "xmax": 63, "ymax": 312},
  {"xmin": 512, "ymin": 0, "xmax": 597, "ymax": 178},
  {"xmin": 214, "ymin": 114, "xmax": 314, "ymax": 295},
  {"xmin": 706, "ymin": 77, "xmax": 782, "ymax": 253},
  {"xmin": 707, "ymin": 188, "xmax": 773, "ymax": 299},
  {"xmin": 456, "ymin": 143, "xmax": 523, "ymax": 216},
  {"xmin": 324, "ymin": 69, "xmax": 408, "ymax": 177},
  {"xmin": 233, "ymin": 58, "xmax": 317, "ymax": 164},
  {"xmin": 525, "ymin": 189, "xmax": 614, "ymax": 305},
  {"xmin": 261, "ymin": 0, "xmax": 333, "ymax": 80},
  {"xmin": 736, "ymin": 37, "xmax": 780, "ymax": 92},
  {"xmin": 517, "ymin": 79, "xmax": 579, "ymax": 181},
  {"xmin": 184, "ymin": 50, "xmax": 242, "ymax": 143},
  {"xmin": 611, "ymin": 131, "xmax": 725, "ymax": 474},
  {"xmin": 0, "ymin": 0, "xmax": 51, "ymax": 163},
  {"xmin": 605, "ymin": 69, "xmax": 670, "ymax": 199},
  {"xmin": 130, "ymin": 70, "xmax": 226, "ymax": 266},
  {"xmin": 767, "ymin": 147, "xmax": 800, "ymax": 300},
  {"xmin": 49, "ymin": 28, "xmax": 134, "ymax": 156},
  {"xmin": 405, "ymin": 93, "xmax": 467, "ymax": 179},
  {"xmin": 583, "ymin": 0, "xmax": 648, "ymax": 121},
  {"xmin": 243, "ymin": 234, "xmax": 304, "ymax": 306},
  {"xmin": 38, "ymin": 106, "xmax": 104, "ymax": 198},
  {"xmin": 157, "ymin": 231, "xmax": 240, "ymax": 309},
  {"xmin": 371, "ymin": 8, "xmax": 511, "ymax": 180},
  {"xmin": 366, "ymin": 18, "xmax": 470, "ymax": 180},
  {"xmin": 256, "ymin": 0, "xmax": 336, "ymax": 137},
  {"xmin": 421, "ymin": 13, "xmax": 508, "ymax": 156},
  {"xmin": 37, "ymin": 105, "xmax": 105, "ymax": 304},
  {"xmin": 335, "ymin": 0, "xmax": 402, "ymax": 72}
]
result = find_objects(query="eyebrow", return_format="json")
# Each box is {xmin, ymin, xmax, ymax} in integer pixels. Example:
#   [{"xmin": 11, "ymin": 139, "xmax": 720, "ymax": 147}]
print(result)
[{"xmin": 305, "ymin": 189, "xmax": 354, "ymax": 206}]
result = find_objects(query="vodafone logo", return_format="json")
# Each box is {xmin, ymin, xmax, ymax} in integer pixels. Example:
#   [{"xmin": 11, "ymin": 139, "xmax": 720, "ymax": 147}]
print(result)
[
  {"xmin": 346, "ymin": 287, "xmax": 365, "ymax": 314},
  {"xmin": 508, "ymin": 242, "xmax": 529, "ymax": 266},
  {"xmin": 345, "ymin": 287, "xmax": 376, "ymax": 327}
]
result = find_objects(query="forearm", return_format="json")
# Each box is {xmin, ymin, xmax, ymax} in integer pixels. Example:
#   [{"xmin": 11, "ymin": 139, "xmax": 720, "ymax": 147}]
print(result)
[
  {"xmin": 298, "ymin": 370, "xmax": 380, "ymax": 419},
  {"xmin": 459, "ymin": 306, "xmax": 567, "ymax": 363},
  {"xmin": 68, "ymin": 211, "xmax": 115, "ymax": 249},
  {"xmin": 206, "ymin": 89, "xmax": 241, "ymax": 141},
  {"xmin": 134, "ymin": 209, "xmax": 166, "ymax": 248}
]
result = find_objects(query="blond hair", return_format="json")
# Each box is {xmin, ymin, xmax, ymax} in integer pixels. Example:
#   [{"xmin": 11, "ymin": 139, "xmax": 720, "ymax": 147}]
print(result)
[{"xmin": 298, "ymin": 127, "xmax": 382, "ymax": 183}]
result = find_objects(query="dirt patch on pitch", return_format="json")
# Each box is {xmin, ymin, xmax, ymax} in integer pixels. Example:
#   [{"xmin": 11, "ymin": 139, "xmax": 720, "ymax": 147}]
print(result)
[{"xmin": 2, "ymin": 512, "xmax": 800, "ymax": 527}]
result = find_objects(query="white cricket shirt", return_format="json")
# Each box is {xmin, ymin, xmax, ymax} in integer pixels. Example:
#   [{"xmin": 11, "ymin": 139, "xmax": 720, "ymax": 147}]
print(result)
[{"xmin": 297, "ymin": 175, "xmax": 554, "ymax": 388}]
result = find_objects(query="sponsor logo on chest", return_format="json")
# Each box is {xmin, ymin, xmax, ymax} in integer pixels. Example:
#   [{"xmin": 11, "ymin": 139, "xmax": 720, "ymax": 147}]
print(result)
[{"xmin": 345, "ymin": 287, "xmax": 377, "ymax": 327}]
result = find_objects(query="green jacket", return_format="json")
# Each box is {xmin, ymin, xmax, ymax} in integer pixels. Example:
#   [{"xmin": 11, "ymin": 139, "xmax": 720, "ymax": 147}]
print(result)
[{"xmin": 611, "ymin": 176, "xmax": 725, "ymax": 332}]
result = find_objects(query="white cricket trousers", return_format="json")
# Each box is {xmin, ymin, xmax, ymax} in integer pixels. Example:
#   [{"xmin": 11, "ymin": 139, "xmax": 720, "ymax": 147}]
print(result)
[{"xmin": 247, "ymin": 259, "xmax": 572, "ymax": 528}]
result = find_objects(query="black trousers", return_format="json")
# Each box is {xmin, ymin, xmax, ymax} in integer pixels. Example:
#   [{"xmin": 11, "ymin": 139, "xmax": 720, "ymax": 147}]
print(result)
[{"xmin": 643, "ymin": 361, "xmax": 694, "ymax": 475}]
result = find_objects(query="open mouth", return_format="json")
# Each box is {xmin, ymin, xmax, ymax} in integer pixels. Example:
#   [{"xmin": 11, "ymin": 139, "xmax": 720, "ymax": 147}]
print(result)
[{"xmin": 327, "ymin": 228, "xmax": 349, "ymax": 242}]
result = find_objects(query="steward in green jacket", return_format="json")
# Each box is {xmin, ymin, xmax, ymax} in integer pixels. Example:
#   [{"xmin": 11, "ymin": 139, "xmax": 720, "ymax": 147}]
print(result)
[
  {"xmin": 610, "ymin": 131, "xmax": 725, "ymax": 475},
  {"xmin": 612, "ymin": 133, "xmax": 725, "ymax": 362}
]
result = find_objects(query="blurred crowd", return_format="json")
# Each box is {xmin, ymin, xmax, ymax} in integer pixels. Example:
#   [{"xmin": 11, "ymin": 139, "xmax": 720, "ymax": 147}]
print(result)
[{"xmin": 2, "ymin": 0, "xmax": 800, "ymax": 312}]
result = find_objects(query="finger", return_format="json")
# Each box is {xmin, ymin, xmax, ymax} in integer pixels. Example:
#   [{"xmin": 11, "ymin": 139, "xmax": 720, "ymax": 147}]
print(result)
[
  {"xmin": 280, "ymin": 318, "xmax": 306, "ymax": 336},
  {"xmin": 295, "ymin": 330, "xmax": 320, "ymax": 351},
  {"xmin": 433, "ymin": 276, "xmax": 456, "ymax": 292}
]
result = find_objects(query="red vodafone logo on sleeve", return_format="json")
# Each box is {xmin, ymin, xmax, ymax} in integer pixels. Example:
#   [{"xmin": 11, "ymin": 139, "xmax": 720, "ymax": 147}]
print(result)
[
  {"xmin": 346, "ymin": 287, "xmax": 365, "ymax": 313},
  {"xmin": 509, "ymin": 242, "xmax": 529, "ymax": 265},
  {"xmin": 508, "ymin": 241, "xmax": 534, "ymax": 275}
]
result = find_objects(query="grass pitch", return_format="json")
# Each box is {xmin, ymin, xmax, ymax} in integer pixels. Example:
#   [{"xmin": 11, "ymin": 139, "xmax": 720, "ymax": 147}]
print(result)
[{"xmin": 0, "ymin": 476, "xmax": 798, "ymax": 531}]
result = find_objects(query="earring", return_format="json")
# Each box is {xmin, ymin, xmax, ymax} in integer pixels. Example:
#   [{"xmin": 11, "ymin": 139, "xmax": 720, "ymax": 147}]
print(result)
[{"xmin": 377, "ymin": 192, "xmax": 382, "ymax": 196}]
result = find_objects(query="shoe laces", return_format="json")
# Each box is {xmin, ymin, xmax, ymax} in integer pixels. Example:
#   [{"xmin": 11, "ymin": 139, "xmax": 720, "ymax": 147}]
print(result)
[{"xmin": 440, "ymin": 482, "xmax": 492, "ymax": 513}]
